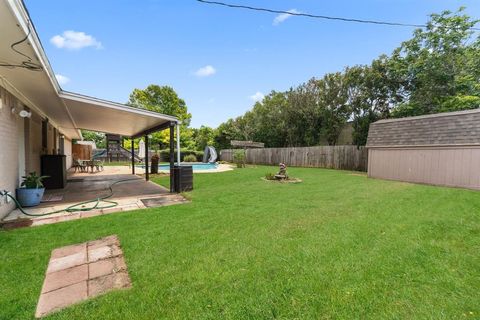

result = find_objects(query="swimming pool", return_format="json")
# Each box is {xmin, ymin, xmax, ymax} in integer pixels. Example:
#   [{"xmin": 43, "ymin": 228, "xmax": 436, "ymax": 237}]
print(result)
[{"xmin": 158, "ymin": 163, "xmax": 218, "ymax": 171}]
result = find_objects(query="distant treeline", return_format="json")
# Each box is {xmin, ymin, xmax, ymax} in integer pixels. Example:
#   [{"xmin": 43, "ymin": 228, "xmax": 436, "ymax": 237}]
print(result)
[{"xmin": 212, "ymin": 9, "xmax": 480, "ymax": 149}]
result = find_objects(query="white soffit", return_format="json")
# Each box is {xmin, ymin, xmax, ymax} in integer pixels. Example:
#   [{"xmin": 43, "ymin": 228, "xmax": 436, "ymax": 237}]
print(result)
[{"xmin": 60, "ymin": 92, "xmax": 178, "ymax": 137}]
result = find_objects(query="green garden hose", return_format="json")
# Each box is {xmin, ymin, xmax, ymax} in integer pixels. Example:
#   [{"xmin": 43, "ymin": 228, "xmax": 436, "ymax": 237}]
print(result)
[{"xmin": 5, "ymin": 178, "xmax": 142, "ymax": 217}]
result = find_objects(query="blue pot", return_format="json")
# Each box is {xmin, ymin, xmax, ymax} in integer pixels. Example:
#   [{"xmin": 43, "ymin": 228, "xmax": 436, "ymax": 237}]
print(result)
[{"xmin": 16, "ymin": 188, "xmax": 45, "ymax": 207}]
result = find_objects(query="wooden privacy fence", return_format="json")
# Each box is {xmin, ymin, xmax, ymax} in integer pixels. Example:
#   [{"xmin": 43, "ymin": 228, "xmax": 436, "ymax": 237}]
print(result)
[{"xmin": 220, "ymin": 146, "xmax": 368, "ymax": 172}]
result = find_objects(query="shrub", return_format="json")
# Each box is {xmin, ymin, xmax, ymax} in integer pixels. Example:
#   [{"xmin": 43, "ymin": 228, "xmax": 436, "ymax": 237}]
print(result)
[
  {"xmin": 264, "ymin": 172, "xmax": 275, "ymax": 180},
  {"xmin": 183, "ymin": 154, "xmax": 197, "ymax": 162},
  {"xmin": 158, "ymin": 149, "xmax": 204, "ymax": 162},
  {"xmin": 233, "ymin": 150, "xmax": 246, "ymax": 168}
]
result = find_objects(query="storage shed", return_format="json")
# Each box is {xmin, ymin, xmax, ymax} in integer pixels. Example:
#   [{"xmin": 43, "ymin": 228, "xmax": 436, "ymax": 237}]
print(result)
[{"xmin": 366, "ymin": 109, "xmax": 480, "ymax": 190}]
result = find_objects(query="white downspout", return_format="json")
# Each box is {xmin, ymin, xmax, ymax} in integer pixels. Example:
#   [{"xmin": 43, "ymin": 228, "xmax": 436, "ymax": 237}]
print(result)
[{"xmin": 176, "ymin": 123, "xmax": 181, "ymax": 165}]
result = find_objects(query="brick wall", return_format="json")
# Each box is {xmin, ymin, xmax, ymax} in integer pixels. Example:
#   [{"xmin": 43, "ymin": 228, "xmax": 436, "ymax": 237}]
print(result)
[{"xmin": 0, "ymin": 86, "xmax": 20, "ymax": 219}]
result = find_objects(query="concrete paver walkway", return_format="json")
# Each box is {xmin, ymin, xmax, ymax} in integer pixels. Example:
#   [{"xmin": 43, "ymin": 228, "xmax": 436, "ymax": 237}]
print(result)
[{"xmin": 35, "ymin": 235, "xmax": 131, "ymax": 318}]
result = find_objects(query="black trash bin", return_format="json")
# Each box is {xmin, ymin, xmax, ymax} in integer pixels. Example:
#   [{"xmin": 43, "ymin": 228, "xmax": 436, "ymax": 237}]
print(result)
[
  {"xmin": 41, "ymin": 155, "xmax": 67, "ymax": 189},
  {"xmin": 173, "ymin": 165, "xmax": 193, "ymax": 192}
]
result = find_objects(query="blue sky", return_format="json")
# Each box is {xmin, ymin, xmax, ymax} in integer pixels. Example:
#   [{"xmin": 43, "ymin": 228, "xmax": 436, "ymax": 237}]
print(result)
[{"xmin": 25, "ymin": 0, "xmax": 480, "ymax": 128}]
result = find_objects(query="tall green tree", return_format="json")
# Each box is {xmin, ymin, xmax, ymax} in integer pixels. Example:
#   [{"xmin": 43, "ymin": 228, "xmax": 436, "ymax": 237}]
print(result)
[
  {"xmin": 315, "ymin": 73, "xmax": 350, "ymax": 145},
  {"xmin": 193, "ymin": 126, "xmax": 215, "ymax": 151},
  {"xmin": 390, "ymin": 8, "xmax": 480, "ymax": 116},
  {"xmin": 211, "ymin": 8, "xmax": 480, "ymax": 148},
  {"xmin": 127, "ymin": 85, "xmax": 192, "ymax": 148},
  {"xmin": 80, "ymin": 130, "xmax": 106, "ymax": 148}
]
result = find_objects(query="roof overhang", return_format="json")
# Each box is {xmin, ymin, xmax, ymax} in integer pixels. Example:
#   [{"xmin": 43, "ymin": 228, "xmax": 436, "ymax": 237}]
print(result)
[
  {"xmin": 0, "ymin": 0, "xmax": 178, "ymax": 140},
  {"xmin": 59, "ymin": 92, "xmax": 178, "ymax": 137}
]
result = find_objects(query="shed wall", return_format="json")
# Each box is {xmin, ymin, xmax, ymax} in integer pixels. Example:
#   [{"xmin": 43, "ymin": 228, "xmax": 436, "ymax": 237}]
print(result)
[{"xmin": 368, "ymin": 147, "xmax": 480, "ymax": 190}]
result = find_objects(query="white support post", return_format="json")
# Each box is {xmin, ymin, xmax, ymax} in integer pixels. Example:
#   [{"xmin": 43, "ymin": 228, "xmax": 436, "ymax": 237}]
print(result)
[{"xmin": 176, "ymin": 123, "xmax": 181, "ymax": 165}]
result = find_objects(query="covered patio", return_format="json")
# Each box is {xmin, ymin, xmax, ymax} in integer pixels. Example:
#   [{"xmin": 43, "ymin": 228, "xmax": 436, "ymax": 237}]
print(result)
[
  {"xmin": 2, "ymin": 166, "xmax": 187, "ymax": 229},
  {"xmin": 0, "ymin": 0, "xmax": 185, "ymax": 224}
]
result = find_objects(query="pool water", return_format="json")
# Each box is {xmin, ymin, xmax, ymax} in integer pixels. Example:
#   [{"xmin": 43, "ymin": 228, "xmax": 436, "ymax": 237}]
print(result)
[{"xmin": 159, "ymin": 163, "xmax": 218, "ymax": 171}]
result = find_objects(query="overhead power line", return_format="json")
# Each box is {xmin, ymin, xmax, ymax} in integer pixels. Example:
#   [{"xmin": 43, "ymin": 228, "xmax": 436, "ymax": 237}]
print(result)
[{"xmin": 196, "ymin": 0, "xmax": 480, "ymax": 30}]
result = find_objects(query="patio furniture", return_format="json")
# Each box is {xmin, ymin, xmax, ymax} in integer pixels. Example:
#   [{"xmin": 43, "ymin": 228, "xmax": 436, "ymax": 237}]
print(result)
[
  {"xmin": 82, "ymin": 159, "xmax": 104, "ymax": 173},
  {"xmin": 72, "ymin": 159, "xmax": 87, "ymax": 173},
  {"xmin": 94, "ymin": 159, "xmax": 104, "ymax": 172}
]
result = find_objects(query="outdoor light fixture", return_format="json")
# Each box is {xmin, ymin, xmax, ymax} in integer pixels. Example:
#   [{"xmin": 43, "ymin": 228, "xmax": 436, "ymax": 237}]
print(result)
[
  {"xmin": 19, "ymin": 110, "xmax": 32, "ymax": 118},
  {"xmin": 10, "ymin": 107, "xmax": 32, "ymax": 118}
]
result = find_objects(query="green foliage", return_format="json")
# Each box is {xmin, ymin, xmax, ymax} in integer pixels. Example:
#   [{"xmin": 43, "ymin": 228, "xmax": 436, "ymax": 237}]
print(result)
[
  {"xmin": 127, "ymin": 85, "xmax": 192, "ymax": 148},
  {"xmin": 211, "ymin": 8, "xmax": 480, "ymax": 148},
  {"xmin": 21, "ymin": 172, "xmax": 48, "ymax": 189},
  {"xmin": 183, "ymin": 154, "xmax": 197, "ymax": 162},
  {"xmin": 158, "ymin": 149, "xmax": 204, "ymax": 162},
  {"xmin": 191, "ymin": 125, "xmax": 215, "ymax": 151},
  {"xmin": 233, "ymin": 149, "xmax": 246, "ymax": 168},
  {"xmin": 128, "ymin": 84, "xmax": 191, "ymax": 125},
  {"xmin": 389, "ymin": 8, "xmax": 480, "ymax": 116},
  {"xmin": 264, "ymin": 172, "xmax": 275, "ymax": 180},
  {"xmin": 79, "ymin": 130, "xmax": 106, "ymax": 148}
]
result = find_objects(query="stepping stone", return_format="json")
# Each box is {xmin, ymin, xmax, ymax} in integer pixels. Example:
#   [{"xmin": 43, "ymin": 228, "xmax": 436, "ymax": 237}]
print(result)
[
  {"xmin": 89, "ymin": 256, "xmax": 127, "ymax": 279},
  {"xmin": 47, "ymin": 251, "xmax": 87, "ymax": 274},
  {"xmin": 35, "ymin": 235, "xmax": 131, "ymax": 318},
  {"xmin": 88, "ymin": 272, "xmax": 131, "ymax": 296},
  {"xmin": 36, "ymin": 282, "xmax": 88, "ymax": 318},
  {"xmin": 42, "ymin": 264, "xmax": 88, "ymax": 293}
]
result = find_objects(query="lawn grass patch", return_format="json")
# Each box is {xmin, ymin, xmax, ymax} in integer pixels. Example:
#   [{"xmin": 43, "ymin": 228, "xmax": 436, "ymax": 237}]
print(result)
[{"xmin": 1, "ymin": 166, "xmax": 479, "ymax": 319}]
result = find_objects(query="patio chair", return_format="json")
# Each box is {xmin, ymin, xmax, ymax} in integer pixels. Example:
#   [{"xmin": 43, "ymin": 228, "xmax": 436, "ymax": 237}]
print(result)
[
  {"xmin": 72, "ymin": 159, "xmax": 87, "ymax": 173},
  {"xmin": 94, "ymin": 159, "xmax": 104, "ymax": 172}
]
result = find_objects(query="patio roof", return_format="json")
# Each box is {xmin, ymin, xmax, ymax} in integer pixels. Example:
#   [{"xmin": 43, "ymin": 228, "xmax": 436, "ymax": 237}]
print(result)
[
  {"xmin": 0, "ymin": 0, "xmax": 178, "ymax": 140},
  {"xmin": 59, "ymin": 91, "xmax": 178, "ymax": 137}
]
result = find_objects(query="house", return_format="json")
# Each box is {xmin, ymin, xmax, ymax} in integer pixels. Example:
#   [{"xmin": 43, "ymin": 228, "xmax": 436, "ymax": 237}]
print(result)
[
  {"xmin": 0, "ymin": 0, "xmax": 180, "ymax": 220},
  {"xmin": 366, "ymin": 109, "xmax": 480, "ymax": 190}
]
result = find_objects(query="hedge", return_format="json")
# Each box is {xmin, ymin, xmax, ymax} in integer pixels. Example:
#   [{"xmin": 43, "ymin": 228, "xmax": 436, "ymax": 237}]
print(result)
[{"xmin": 158, "ymin": 149, "xmax": 204, "ymax": 162}]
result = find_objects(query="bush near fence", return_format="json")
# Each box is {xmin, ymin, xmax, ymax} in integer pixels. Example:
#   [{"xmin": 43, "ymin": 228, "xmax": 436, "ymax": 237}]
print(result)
[
  {"xmin": 158, "ymin": 149, "xmax": 204, "ymax": 162},
  {"xmin": 220, "ymin": 146, "xmax": 368, "ymax": 172}
]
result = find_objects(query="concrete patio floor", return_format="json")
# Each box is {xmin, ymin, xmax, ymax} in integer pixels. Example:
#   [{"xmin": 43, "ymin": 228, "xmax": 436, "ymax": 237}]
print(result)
[{"xmin": 1, "ymin": 166, "xmax": 187, "ymax": 229}]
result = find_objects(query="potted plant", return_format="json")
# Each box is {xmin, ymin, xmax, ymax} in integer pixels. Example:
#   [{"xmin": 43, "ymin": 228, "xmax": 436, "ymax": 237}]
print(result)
[{"xmin": 16, "ymin": 172, "xmax": 48, "ymax": 207}]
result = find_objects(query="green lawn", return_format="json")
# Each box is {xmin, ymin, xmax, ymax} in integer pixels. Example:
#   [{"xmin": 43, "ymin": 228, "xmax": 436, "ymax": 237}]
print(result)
[{"xmin": 1, "ymin": 167, "xmax": 479, "ymax": 319}]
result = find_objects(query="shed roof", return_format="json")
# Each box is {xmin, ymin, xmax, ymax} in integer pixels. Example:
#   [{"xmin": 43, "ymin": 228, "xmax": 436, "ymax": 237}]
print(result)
[{"xmin": 366, "ymin": 109, "xmax": 480, "ymax": 147}]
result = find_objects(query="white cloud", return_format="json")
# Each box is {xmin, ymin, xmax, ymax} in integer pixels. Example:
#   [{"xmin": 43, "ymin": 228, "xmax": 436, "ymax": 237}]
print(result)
[
  {"xmin": 250, "ymin": 92, "xmax": 265, "ymax": 102},
  {"xmin": 273, "ymin": 9, "xmax": 300, "ymax": 26},
  {"xmin": 194, "ymin": 65, "xmax": 216, "ymax": 77},
  {"xmin": 50, "ymin": 31, "xmax": 102, "ymax": 50},
  {"xmin": 55, "ymin": 74, "xmax": 70, "ymax": 85}
]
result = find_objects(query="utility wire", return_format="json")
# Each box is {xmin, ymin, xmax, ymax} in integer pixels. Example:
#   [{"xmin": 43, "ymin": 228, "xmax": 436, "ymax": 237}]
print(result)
[
  {"xmin": 0, "ymin": 22, "xmax": 43, "ymax": 71},
  {"xmin": 197, "ymin": 0, "xmax": 480, "ymax": 30}
]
